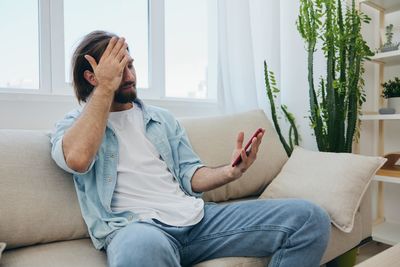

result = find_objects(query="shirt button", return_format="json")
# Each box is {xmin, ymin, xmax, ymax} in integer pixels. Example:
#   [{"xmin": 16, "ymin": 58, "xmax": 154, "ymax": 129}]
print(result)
[
  {"xmin": 110, "ymin": 154, "xmax": 114, "ymax": 158},
  {"xmin": 107, "ymin": 177, "xmax": 112, "ymax": 183}
]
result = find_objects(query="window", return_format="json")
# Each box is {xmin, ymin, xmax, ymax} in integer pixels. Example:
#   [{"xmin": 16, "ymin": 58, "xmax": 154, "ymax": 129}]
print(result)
[
  {"xmin": 0, "ymin": 0, "xmax": 217, "ymax": 101},
  {"xmin": 165, "ymin": 0, "xmax": 211, "ymax": 99},
  {"xmin": 0, "ymin": 0, "xmax": 39, "ymax": 89},
  {"xmin": 64, "ymin": 0, "xmax": 148, "ymax": 89}
]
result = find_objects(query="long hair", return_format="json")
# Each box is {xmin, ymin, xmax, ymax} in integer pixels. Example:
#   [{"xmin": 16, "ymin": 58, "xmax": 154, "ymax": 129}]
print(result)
[{"xmin": 71, "ymin": 31, "xmax": 118, "ymax": 104}]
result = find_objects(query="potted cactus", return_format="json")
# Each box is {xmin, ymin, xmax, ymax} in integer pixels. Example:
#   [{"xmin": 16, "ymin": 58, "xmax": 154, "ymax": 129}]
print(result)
[
  {"xmin": 382, "ymin": 77, "xmax": 400, "ymax": 113},
  {"xmin": 297, "ymin": 0, "xmax": 373, "ymax": 265},
  {"xmin": 297, "ymin": 0, "xmax": 373, "ymax": 153}
]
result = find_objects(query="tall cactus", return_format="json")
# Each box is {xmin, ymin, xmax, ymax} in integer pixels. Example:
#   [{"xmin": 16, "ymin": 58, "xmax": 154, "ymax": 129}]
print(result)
[
  {"xmin": 264, "ymin": 61, "xmax": 299, "ymax": 157},
  {"xmin": 297, "ymin": 0, "xmax": 373, "ymax": 153}
]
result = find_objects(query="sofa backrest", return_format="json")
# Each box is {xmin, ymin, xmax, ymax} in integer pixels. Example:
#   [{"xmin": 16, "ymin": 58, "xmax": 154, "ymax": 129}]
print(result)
[
  {"xmin": 0, "ymin": 109, "xmax": 288, "ymax": 249},
  {"xmin": 180, "ymin": 109, "xmax": 288, "ymax": 202},
  {"xmin": 0, "ymin": 130, "xmax": 88, "ymax": 250}
]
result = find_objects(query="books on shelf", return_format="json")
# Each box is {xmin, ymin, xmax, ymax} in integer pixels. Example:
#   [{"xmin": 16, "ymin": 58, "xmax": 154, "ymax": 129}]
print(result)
[{"xmin": 377, "ymin": 153, "xmax": 400, "ymax": 178}]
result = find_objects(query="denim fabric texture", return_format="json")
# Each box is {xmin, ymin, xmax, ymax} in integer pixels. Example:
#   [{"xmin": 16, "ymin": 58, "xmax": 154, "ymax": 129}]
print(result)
[
  {"xmin": 106, "ymin": 199, "xmax": 331, "ymax": 267},
  {"xmin": 50, "ymin": 99, "xmax": 204, "ymax": 249}
]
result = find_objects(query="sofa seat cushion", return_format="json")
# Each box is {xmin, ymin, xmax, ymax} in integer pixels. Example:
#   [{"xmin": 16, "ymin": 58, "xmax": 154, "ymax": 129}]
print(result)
[
  {"xmin": 1, "ymin": 239, "xmax": 107, "ymax": 267},
  {"xmin": 193, "ymin": 257, "xmax": 269, "ymax": 267},
  {"xmin": 1, "ymin": 212, "xmax": 363, "ymax": 267}
]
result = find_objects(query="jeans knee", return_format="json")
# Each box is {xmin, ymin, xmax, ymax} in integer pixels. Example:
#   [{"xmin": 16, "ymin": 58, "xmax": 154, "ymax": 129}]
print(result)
[
  {"xmin": 302, "ymin": 200, "xmax": 331, "ymax": 245},
  {"xmin": 107, "ymin": 223, "xmax": 179, "ymax": 267}
]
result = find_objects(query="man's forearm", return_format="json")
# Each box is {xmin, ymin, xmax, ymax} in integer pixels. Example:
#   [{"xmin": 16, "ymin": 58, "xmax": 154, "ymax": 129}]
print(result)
[
  {"xmin": 62, "ymin": 88, "xmax": 114, "ymax": 172},
  {"xmin": 191, "ymin": 165, "xmax": 237, "ymax": 192}
]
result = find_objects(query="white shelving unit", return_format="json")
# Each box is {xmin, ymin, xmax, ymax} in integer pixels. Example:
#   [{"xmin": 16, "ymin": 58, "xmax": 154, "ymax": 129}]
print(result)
[
  {"xmin": 360, "ymin": 113, "xmax": 400, "ymax": 120},
  {"xmin": 360, "ymin": 0, "xmax": 400, "ymax": 246},
  {"xmin": 360, "ymin": 0, "xmax": 400, "ymax": 13},
  {"xmin": 371, "ymin": 50, "xmax": 400, "ymax": 65}
]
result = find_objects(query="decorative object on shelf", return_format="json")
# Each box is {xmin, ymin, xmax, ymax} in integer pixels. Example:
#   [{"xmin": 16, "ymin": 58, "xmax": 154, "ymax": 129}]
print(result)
[
  {"xmin": 381, "ymin": 24, "xmax": 400, "ymax": 53},
  {"xmin": 264, "ymin": 61, "xmax": 299, "ymax": 157},
  {"xmin": 297, "ymin": 0, "xmax": 374, "ymax": 153},
  {"xmin": 377, "ymin": 153, "xmax": 400, "ymax": 178},
  {"xmin": 382, "ymin": 77, "xmax": 400, "ymax": 113},
  {"xmin": 379, "ymin": 107, "xmax": 396, "ymax": 114}
]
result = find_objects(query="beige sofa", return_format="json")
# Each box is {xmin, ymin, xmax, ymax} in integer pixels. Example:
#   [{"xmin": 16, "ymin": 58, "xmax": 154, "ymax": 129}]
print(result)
[{"xmin": 0, "ymin": 109, "xmax": 371, "ymax": 267}]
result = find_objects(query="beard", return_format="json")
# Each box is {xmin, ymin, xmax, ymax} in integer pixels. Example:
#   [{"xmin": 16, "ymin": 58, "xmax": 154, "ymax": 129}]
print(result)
[{"xmin": 113, "ymin": 82, "xmax": 137, "ymax": 104}]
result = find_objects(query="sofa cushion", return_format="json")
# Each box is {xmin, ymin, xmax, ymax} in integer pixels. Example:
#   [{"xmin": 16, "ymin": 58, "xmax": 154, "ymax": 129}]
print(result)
[
  {"xmin": 0, "ymin": 130, "xmax": 88, "ymax": 249},
  {"xmin": 1, "ymin": 239, "xmax": 106, "ymax": 267},
  {"xmin": 0, "ymin": 214, "xmax": 362, "ymax": 267},
  {"xmin": 193, "ymin": 257, "xmax": 269, "ymax": 267},
  {"xmin": 179, "ymin": 109, "xmax": 288, "ymax": 202},
  {"xmin": 260, "ymin": 146, "xmax": 385, "ymax": 233}
]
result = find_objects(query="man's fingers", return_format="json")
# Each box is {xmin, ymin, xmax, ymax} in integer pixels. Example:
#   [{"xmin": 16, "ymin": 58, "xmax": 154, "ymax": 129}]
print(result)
[
  {"xmin": 249, "ymin": 132, "xmax": 264, "ymax": 156},
  {"xmin": 110, "ymin": 37, "xmax": 125, "ymax": 57},
  {"xmin": 102, "ymin": 37, "xmax": 118, "ymax": 58},
  {"xmin": 116, "ymin": 43, "xmax": 128, "ymax": 62},
  {"xmin": 119, "ymin": 53, "xmax": 130, "ymax": 68},
  {"xmin": 236, "ymin": 132, "xmax": 244, "ymax": 150},
  {"xmin": 84, "ymin": 55, "xmax": 98, "ymax": 70}
]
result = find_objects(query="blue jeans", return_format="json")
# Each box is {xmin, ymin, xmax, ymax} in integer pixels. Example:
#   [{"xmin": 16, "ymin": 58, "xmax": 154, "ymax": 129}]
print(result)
[{"xmin": 105, "ymin": 199, "xmax": 331, "ymax": 267}]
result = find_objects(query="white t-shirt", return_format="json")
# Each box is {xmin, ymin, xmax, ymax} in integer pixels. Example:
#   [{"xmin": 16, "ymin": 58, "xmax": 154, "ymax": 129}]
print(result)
[{"xmin": 108, "ymin": 105, "xmax": 204, "ymax": 226}]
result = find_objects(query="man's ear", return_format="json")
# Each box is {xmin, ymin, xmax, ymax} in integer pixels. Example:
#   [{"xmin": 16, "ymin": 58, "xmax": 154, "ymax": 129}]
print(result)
[{"xmin": 83, "ymin": 70, "xmax": 98, "ymax": 87}]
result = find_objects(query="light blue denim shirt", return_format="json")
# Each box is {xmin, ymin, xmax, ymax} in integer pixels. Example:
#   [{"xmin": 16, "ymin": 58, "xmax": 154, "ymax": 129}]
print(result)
[{"xmin": 50, "ymin": 99, "xmax": 204, "ymax": 250}]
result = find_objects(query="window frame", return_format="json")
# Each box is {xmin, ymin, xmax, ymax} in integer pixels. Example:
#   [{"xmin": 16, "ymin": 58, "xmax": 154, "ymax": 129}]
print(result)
[{"xmin": 0, "ymin": 0, "xmax": 218, "ymax": 104}]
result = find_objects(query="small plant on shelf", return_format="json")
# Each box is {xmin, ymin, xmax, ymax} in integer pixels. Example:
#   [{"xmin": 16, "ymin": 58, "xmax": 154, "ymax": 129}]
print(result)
[
  {"xmin": 382, "ymin": 77, "xmax": 400, "ymax": 99},
  {"xmin": 381, "ymin": 24, "xmax": 400, "ymax": 53}
]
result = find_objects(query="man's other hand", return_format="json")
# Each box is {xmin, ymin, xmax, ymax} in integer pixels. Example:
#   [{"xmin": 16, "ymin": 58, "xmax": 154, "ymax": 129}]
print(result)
[{"xmin": 228, "ymin": 129, "xmax": 265, "ymax": 181}]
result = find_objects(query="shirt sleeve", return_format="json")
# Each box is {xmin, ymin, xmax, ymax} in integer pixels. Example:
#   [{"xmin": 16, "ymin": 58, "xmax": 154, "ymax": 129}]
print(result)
[
  {"xmin": 50, "ymin": 111, "xmax": 96, "ymax": 176},
  {"xmin": 174, "ymin": 120, "xmax": 204, "ymax": 198}
]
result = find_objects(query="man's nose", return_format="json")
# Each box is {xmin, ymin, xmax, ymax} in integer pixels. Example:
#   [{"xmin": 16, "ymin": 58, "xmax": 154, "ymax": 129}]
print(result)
[{"xmin": 123, "ymin": 66, "xmax": 135, "ymax": 82}]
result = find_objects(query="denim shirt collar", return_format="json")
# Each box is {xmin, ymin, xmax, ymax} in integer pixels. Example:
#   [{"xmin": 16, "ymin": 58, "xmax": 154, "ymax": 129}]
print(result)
[
  {"xmin": 133, "ymin": 98, "xmax": 162, "ymax": 126},
  {"xmin": 105, "ymin": 98, "xmax": 161, "ymax": 131}
]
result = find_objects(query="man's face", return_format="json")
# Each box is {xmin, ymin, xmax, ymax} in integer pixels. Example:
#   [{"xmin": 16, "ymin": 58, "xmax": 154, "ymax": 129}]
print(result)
[{"xmin": 113, "ymin": 55, "xmax": 137, "ymax": 104}]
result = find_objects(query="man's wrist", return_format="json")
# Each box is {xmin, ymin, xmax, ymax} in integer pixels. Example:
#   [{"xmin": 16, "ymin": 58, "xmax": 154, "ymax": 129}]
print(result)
[
  {"xmin": 92, "ymin": 86, "xmax": 115, "ymax": 99},
  {"xmin": 224, "ymin": 165, "xmax": 238, "ymax": 182}
]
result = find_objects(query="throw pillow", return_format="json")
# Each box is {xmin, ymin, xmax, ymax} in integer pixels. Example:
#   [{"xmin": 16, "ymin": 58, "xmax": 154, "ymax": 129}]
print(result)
[
  {"xmin": 0, "ymin": 242, "xmax": 6, "ymax": 260},
  {"xmin": 260, "ymin": 146, "xmax": 386, "ymax": 233}
]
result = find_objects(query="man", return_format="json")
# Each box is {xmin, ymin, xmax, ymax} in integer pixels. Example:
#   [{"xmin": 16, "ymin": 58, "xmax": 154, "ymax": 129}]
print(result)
[{"xmin": 51, "ymin": 31, "xmax": 330, "ymax": 267}]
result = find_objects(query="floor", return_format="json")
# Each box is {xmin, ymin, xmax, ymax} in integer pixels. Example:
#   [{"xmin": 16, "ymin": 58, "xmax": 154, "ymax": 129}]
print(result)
[{"xmin": 355, "ymin": 241, "xmax": 392, "ymax": 264}]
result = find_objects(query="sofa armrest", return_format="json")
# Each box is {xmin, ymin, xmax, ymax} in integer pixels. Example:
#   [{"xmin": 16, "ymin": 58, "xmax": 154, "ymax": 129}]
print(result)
[{"xmin": 359, "ymin": 185, "xmax": 372, "ymax": 240}]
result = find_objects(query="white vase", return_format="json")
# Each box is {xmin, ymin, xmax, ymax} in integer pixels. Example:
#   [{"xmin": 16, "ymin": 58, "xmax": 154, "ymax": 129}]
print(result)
[{"xmin": 388, "ymin": 97, "xmax": 400, "ymax": 113}]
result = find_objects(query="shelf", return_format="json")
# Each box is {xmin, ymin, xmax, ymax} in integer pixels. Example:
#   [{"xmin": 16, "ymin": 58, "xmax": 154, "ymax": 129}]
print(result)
[
  {"xmin": 371, "ymin": 50, "xmax": 400, "ymax": 65},
  {"xmin": 374, "ymin": 174, "xmax": 400, "ymax": 184},
  {"xmin": 360, "ymin": 113, "xmax": 400, "ymax": 120},
  {"xmin": 361, "ymin": 0, "xmax": 400, "ymax": 12},
  {"xmin": 372, "ymin": 221, "xmax": 400, "ymax": 245}
]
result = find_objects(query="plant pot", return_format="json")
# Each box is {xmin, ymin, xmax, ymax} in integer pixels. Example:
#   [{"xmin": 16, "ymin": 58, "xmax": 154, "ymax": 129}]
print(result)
[
  {"xmin": 326, "ymin": 248, "xmax": 357, "ymax": 267},
  {"xmin": 381, "ymin": 43, "xmax": 400, "ymax": 53},
  {"xmin": 388, "ymin": 97, "xmax": 400, "ymax": 113}
]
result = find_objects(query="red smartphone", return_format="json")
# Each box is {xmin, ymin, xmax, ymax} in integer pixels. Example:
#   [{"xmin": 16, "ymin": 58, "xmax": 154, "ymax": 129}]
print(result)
[{"xmin": 231, "ymin": 128, "xmax": 264, "ymax": 167}]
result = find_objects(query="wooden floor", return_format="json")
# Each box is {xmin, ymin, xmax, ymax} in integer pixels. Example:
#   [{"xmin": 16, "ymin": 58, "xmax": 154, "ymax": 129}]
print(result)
[{"xmin": 355, "ymin": 241, "xmax": 392, "ymax": 264}]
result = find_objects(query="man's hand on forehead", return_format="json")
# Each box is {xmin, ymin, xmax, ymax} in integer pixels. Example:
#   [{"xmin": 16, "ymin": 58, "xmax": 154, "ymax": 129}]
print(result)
[{"xmin": 84, "ymin": 36, "xmax": 131, "ymax": 93}]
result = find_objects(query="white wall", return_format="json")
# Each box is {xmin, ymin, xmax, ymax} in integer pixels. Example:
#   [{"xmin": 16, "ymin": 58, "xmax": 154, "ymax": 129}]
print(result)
[{"xmin": 280, "ymin": 0, "xmax": 318, "ymax": 150}]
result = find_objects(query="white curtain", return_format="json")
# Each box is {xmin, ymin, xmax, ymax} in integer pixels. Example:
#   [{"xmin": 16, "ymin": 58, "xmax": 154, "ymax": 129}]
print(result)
[{"xmin": 217, "ymin": 0, "xmax": 281, "ymax": 117}]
